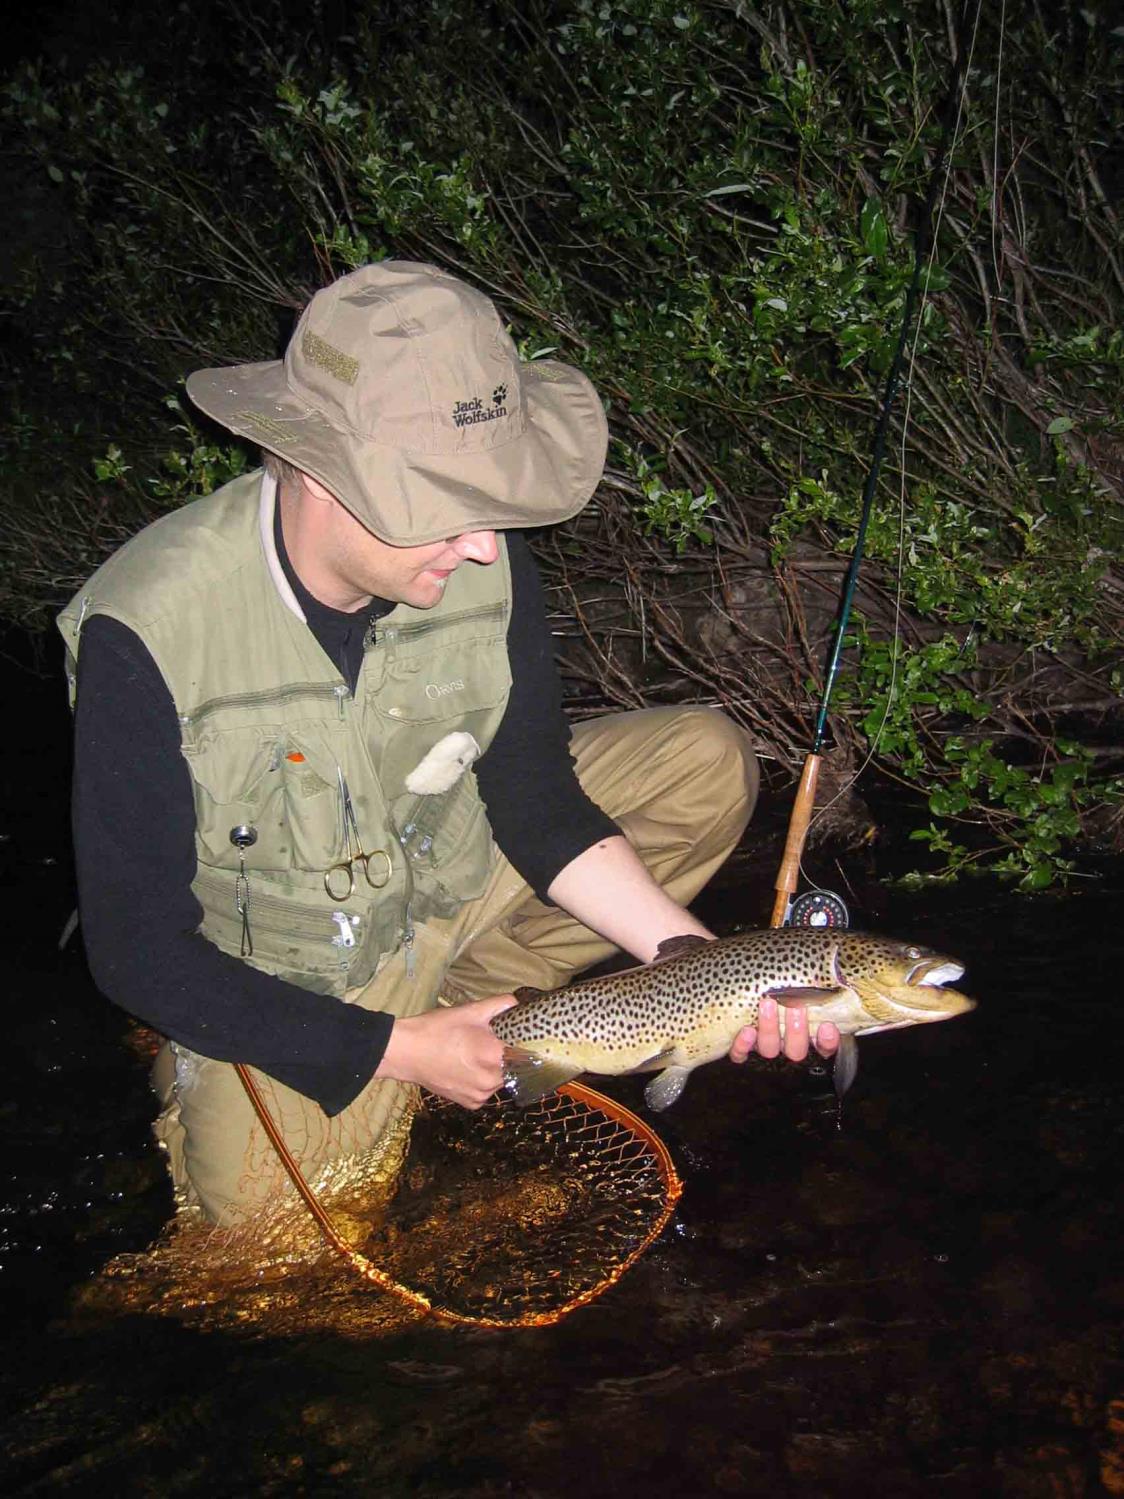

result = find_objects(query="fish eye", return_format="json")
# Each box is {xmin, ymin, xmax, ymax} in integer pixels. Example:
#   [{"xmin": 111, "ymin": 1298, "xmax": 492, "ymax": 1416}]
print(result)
[{"xmin": 904, "ymin": 946, "xmax": 921, "ymax": 960}]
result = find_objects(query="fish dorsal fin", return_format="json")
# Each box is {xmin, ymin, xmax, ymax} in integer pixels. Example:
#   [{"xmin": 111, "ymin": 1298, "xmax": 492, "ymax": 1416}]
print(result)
[
  {"xmin": 768, "ymin": 985, "xmax": 844, "ymax": 1005},
  {"xmin": 513, "ymin": 984, "xmax": 546, "ymax": 1004},
  {"xmin": 654, "ymin": 934, "xmax": 709, "ymax": 962}
]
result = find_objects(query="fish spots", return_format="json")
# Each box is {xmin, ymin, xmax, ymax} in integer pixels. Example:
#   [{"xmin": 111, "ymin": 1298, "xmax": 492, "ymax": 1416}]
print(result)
[{"xmin": 491, "ymin": 929, "xmax": 968, "ymax": 1095}]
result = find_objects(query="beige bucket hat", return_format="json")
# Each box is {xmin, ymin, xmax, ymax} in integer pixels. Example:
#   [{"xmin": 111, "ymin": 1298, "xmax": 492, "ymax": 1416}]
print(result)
[{"xmin": 186, "ymin": 261, "xmax": 608, "ymax": 544}]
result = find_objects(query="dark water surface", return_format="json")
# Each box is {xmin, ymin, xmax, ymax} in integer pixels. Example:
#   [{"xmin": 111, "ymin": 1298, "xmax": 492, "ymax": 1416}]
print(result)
[{"xmin": 1, "ymin": 639, "xmax": 1121, "ymax": 1496}]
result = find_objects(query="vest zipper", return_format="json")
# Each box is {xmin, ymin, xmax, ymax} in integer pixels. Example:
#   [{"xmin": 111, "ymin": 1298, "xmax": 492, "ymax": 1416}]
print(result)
[
  {"xmin": 389, "ymin": 798, "xmax": 417, "ymax": 982},
  {"xmin": 194, "ymin": 870, "xmax": 363, "ymax": 945},
  {"xmin": 180, "ymin": 681, "xmax": 351, "ymax": 731},
  {"xmin": 398, "ymin": 831, "xmax": 417, "ymax": 980},
  {"xmin": 362, "ymin": 626, "xmax": 414, "ymax": 978},
  {"xmin": 330, "ymin": 910, "xmax": 360, "ymax": 969},
  {"xmin": 403, "ymin": 903, "xmax": 415, "ymax": 979}
]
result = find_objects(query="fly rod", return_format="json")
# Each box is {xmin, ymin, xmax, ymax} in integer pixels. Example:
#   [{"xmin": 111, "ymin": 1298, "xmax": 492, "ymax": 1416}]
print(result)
[{"xmin": 769, "ymin": 21, "xmax": 973, "ymax": 928}]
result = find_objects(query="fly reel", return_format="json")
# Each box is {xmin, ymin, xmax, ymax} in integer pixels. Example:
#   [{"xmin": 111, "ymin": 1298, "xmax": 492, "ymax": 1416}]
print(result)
[{"xmin": 787, "ymin": 889, "xmax": 850, "ymax": 929}]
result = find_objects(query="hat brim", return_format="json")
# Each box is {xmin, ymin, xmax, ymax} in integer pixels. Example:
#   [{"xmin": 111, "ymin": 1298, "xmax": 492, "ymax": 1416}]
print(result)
[{"xmin": 185, "ymin": 357, "xmax": 607, "ymax": 545}]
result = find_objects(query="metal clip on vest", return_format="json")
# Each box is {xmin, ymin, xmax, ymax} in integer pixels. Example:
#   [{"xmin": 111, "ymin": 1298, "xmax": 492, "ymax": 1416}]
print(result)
[{"xmin": 229, "ymin": 824, "xmax": 257, "ymax": 957}]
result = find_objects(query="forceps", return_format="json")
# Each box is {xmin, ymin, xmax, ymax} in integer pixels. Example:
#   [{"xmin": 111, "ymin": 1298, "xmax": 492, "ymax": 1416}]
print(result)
[{"xmin": 324, "ymin": 768, "xmax": 392, "ymax": 901}]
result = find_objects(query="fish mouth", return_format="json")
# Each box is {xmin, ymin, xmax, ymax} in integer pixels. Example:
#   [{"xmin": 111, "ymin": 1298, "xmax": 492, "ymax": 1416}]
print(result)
[
  {"xmin": 834, "ymin": 945, "xmax": 974, "ymax": 1027},
  {"xmin": 831, "ymin": 947, "xmax": 965, "ymax": 992},
  {"xmin": 905, "ymin": 957, "xmax": 965, "ymax": 987}
]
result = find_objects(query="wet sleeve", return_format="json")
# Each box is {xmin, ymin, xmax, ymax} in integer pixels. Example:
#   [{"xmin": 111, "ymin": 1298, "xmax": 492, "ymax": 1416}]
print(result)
[
  {"xmin": 474, "ymin": 533, "xmax": 620, "ymax": 898},
  {"xmin": 71, "ymin": 615, "xmax": 390, "ymax": 1116}
]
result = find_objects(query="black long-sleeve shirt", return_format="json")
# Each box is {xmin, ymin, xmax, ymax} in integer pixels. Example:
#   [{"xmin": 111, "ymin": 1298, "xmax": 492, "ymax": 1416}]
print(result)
[{"xmin": 72, "ymin": 529, "xmax": 616, "ymax": 1115}]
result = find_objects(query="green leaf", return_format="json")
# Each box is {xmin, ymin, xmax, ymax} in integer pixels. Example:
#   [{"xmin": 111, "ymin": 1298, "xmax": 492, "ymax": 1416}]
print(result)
[
  {"xmin": 859, "ymin": 198, "xmax": 887, "ymax": 259},
  {"xmin": 1046, "ymin": 416, "xmax": 1075, "ymax": 435},
  {"xmin": 1051, "ymin": 763, "xmax": 1080, "ymax": 792}
]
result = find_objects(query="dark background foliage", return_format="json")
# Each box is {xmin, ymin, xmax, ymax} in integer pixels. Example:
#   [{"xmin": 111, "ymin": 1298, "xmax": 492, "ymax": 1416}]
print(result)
[{"xmin": 2, "ymin": 0, "xmax": 1122, "ymax": 884}]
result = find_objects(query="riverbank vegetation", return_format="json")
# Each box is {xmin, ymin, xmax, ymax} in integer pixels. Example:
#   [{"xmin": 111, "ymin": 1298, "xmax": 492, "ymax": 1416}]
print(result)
[{"xmin": 3, "ymin": 0, "xmax": 1121, "ymax": 886}]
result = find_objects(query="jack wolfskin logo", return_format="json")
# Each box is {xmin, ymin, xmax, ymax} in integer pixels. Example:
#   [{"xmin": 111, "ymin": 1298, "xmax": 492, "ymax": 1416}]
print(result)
[{"xmin": 452, "ymin": 390, "xmax": 508, "ymax": 428}]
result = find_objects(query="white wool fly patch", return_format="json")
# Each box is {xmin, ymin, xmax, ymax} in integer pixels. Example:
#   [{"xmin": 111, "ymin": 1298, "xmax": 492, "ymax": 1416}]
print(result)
[{"xmin": 405, "ymin": 732, "xmax": 481, "ymax": 795}]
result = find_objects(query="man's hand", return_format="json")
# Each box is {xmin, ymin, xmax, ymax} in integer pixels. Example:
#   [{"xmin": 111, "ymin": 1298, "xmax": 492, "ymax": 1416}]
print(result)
[
  {"xmin": 728, "ymin": 999, "xmax": 839, "ymax": 1066},
  {"xmin": 376, "ymin": 994, "xmax": 517, "ymax": 1108}
]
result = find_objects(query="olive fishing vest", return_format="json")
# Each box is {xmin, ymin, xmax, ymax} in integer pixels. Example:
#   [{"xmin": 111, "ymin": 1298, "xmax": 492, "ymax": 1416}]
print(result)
[{"xmin": 58, "ymin": 470, "xmax": 513, "ymax": 997}]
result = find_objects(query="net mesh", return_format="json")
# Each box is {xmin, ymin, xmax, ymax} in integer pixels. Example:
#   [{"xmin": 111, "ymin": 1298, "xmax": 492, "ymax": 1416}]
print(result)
[
  {"xmin": 348, "ymin": 1083, "xmax": 681, "ymax": 1326},
  {"xmin": 86, "ymin": 1080, "xmax": 681, "ymax": 1333}
]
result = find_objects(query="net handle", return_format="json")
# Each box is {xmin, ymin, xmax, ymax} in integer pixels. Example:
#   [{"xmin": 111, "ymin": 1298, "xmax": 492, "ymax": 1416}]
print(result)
[{"xmin": 234, "ymin": 1062, "xmax": 435, "ymax": 1309}]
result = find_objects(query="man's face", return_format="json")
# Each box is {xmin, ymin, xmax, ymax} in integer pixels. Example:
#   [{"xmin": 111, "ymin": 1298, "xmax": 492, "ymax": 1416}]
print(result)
[{"xmin": 291, "ymin": 476, "xmax": 500, "ymax": 611}]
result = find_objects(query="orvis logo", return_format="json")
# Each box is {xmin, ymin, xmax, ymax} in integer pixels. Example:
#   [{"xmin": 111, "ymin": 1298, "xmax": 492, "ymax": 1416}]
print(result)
[{"xmin": 425, "ymin": 679, "xmax": 466, "ymax": 700}]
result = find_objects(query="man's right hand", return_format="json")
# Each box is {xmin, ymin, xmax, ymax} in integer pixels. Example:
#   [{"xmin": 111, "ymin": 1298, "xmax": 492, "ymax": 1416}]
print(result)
[{"xmin": 375, "ymin": 994, "xmax": 518, "ymax": 1109}]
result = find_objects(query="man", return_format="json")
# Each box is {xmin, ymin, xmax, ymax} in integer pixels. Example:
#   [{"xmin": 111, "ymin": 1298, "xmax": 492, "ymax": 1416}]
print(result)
[{"xmin": 60, "ymin": 262, "xmax": 837, "ymax": 1226}]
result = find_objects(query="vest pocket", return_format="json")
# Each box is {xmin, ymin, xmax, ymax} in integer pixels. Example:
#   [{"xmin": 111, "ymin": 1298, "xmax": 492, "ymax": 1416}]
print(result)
[
  {"xmin": 430, "ymin": 790, "xmax": 495, "ymax": 906},
  {"xmin": 373, "ymin": 637, "xmax": 512, "ymax": 726},
  {"xmin": 182, "ymin": 728, "xmax": 335, "ymax": 872},
  {"xmin": 191, "ymin": 865, "xmax": 394, "ymax": 997},
  {"xmin": 392, "ymin": 771, "xmax": 495, "ymax": 910}
]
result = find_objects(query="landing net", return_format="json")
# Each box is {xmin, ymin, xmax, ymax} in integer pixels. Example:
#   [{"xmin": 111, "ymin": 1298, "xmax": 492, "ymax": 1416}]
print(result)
[{"xmin": 239, "ymin": 1066, "xmax": 681, "ymax": 1328}]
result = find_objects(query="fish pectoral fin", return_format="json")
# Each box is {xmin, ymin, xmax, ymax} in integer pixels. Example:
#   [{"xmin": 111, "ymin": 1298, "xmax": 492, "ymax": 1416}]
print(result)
[
  {"xmin": 644, "ymin": 1065, "xmax": 692, "ymax": 1112},
  {"xmin": 624, "ymin": 1047, "xmax": 677, "ymax": 1075},
  {"xmin": 653, "ymin": 934, "xmax": 710, "ymax": 962},
  {"xmin": 768, "ymin": 985, "xmax": 845, "ymax": 1006},
  {"xmin": 833, "ymin": 1034, "xmax": 859, "ymax": 1097},
  {"xmin": 500, "ymin": 1049, "xmax": 580, "ymax": 1106}
]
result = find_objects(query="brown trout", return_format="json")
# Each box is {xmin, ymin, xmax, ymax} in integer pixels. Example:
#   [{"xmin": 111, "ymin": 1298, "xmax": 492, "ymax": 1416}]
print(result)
[{"xmin": 491, "ymin": 929, "xmax": 974, "ymax": 1109}]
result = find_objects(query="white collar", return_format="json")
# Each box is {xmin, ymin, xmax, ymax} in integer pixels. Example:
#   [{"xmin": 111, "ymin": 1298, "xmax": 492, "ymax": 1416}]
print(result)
[{"xmin": 258, "ymin": 470, "xmax": 306, "ymax": 623}]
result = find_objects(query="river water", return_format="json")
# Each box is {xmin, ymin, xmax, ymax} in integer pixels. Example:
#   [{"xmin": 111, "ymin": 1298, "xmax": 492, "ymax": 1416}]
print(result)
[{"xmin": 1, "ymin": 638, "xmax": 1121, "ymax": 1496}]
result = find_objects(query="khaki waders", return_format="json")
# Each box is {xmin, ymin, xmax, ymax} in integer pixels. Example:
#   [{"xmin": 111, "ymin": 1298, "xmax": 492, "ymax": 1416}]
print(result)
[{"xmin": 153, "ymin": 706, "xmax": 758, "ymax": 1225}]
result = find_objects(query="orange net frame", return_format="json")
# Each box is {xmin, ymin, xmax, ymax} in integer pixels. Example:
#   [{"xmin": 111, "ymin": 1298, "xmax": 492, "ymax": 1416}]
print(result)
[{"xmin": 238, "ymin": 1066, "xmax": 681, "ymax": 1328}]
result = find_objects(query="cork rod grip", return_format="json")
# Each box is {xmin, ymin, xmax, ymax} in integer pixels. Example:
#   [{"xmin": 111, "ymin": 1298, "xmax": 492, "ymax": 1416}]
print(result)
[{"xmin": 769, "ymin": 753, "xmax": 821, "ymax": 927}]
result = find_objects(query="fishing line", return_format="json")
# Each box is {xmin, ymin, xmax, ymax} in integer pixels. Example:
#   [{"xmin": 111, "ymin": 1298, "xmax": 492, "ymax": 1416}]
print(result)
[
  {"xmin": 773, "ymin": 0, "xmax": 984, "ymax": 925},
  {"xmin": 990, "ymin": 0, "xmax": 1007, "ymax": 291}
]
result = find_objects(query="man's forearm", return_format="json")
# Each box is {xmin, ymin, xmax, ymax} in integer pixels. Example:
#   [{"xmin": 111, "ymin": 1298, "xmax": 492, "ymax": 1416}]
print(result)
[{"xmin": 545, "ymin": 833, "xmax": 712, "ymax": 963}]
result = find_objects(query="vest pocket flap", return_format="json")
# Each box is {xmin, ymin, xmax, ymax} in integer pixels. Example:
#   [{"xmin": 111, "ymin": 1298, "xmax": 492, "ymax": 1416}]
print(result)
[
  {"xmin": 182, "ymin": 728, "xmax": 279, "ymax": 804},
  {"xmin": 184, "ymin": 728, "xmax": 338, "ymax": 872},
  {"xmin": 376, "ymin": 642, "xmax": 512, "ymax": 724}
]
